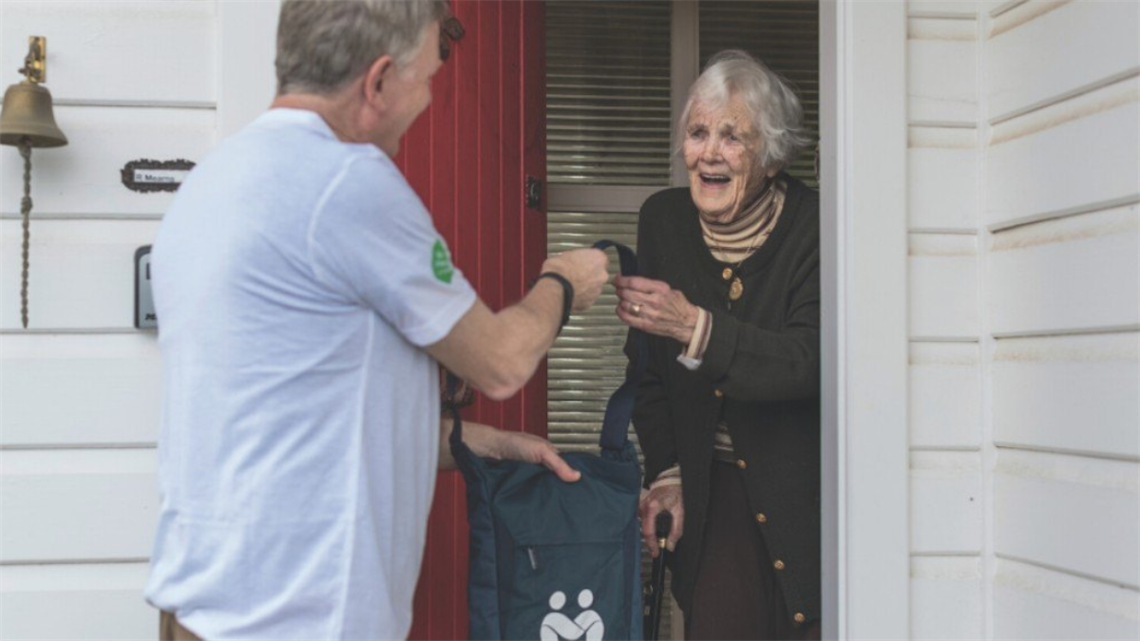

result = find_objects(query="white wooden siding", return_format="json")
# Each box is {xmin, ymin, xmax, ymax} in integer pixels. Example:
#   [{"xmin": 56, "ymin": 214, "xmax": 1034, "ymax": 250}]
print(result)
[
  {"xmin": 0, "ymin": 220, "xmax": 161, "ymax": 329},
  {"xmin": 992, "ymin": 333, "xmax": 1139, "ymax": 460},
  {"xmin": 988, "ymin": 205, "xmax": 1140, "ymax": 335},
  {"xmin": 1, "ymin": 563, "xmax": 154, "ymax": 640},
  {"xmin": 908, "ymin": 0, "xmax": 1139, "ymax": 637},
  {"xmin": 908, "ymin": 234, "xmax": 980, "ymax": 339},
  {"xmin": 1, "ymin": 334, "xmax": 161, "ymax": 448},
  {"xmin": 0, "ymin": 108, "xmax": 216, "ymax": 217},
  {"xmin": 993, "ymin": 557, "xmax": 1140, "ymax": 640},
  {"xmin": 1, "ymin": 450, "xmax": 157, "ymax": 563},
  {"xmin": 905, "ymin": 3, "xmax": 985, "ymax": 635},
  {"xmin": 985, "ymin": 79, "xmax": 1139, "ymax": 229},
  {"xmin": 909, "ymin": 343, "xmax": 982, "ymax": 449},
  {"xmin": 908, "ymin": 128, "xmax": 978, "ymax": 231},
  {"xmin": 981, "ymin": 26, "xmax": 1140, "ymax": 641},
  {"xmin": 985, "ymin": 0, "xmax": 1139, "ymax": 121},
  {"xmin": 0, "ymin": 2, "xmax": 277, "ymax": 638},
  {"xmin": 0, "ymin": 1, "xmax": 216, "ymax": 107},
  {"xmin": 909, "ymin": 452, "xmax": 983, "ymax": 554},
  {"xmin": 904, "ymin": 0, "xmax": 1140, "ymax": 637},
  {"xmin": 910, "ymin": 557, "xmax": 984, "ymax": 640}
]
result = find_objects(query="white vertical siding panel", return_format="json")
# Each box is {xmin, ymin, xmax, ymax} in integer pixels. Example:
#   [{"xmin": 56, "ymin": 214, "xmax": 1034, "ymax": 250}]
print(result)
[
  {"xmin": 993, "ymin": 333, "xmax": 1139, "ymax": 460},
  {"xmin": 989, "ymin": 206, "xmax": 1140, "ymax": 335},
  {"xmin": 909, "ymin": 143, "xmax": 978, "ymax": 230},
  {"xmin": 1, "ymin": 334, "xmax": 160, "ymax": 447},
  {"xmin": 985, "ymin": 83, "xmax": 1140, "ymax": 228},
  {"xmin": 994, "ymin": 450, "xmax": 1139, "ymax": 589},
  {"xmin": 1, "ymin": 450, "xmax": 157, "ymax": 563},
  {"xmin": 909, "ymin": 343, "xmax": 982, "ymax": 449},
  {"xmin": 909, "ymin": 234, "xmax": 980, "ymax": 338},
  {"xmin": 0, "ymin": 220, "xmax": 160, "ymax": 330},
  {"xmin": 0, "ymin": 563, "xmax": 154, "ymax": 640},
  {"xmin": 910, "ymin": 452, "xmax": 983, "ymax": 553},
  {"xmin": 0, "ymin": 107, "xmax": 216, "ymax": 217},
  {"xmin": 987, "ymin": 0, "xmax": 1140, "ymax": 119},
  {"xmin": 908, "ymin": 37, "xmax": 978, "ymax": 123},
  {"xmin": 910, "ymin": 557, "xmax": 984, "ymax": 640},
  {"xmin": 0, "ymin": 1, "xmax": 216, "ymax": 105},
  {"xmin": 993, "ymin": 558, "xmax": 1140, "ymax": 640}
]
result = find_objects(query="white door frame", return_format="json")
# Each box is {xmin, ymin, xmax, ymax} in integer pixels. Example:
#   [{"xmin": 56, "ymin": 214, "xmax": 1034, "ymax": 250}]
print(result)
[{"xmin": 819, "ymin": 1, "xmax": 910, "ymax": 638}]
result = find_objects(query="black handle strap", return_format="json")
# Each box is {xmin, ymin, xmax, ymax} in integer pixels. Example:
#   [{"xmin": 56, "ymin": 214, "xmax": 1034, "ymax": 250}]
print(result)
[
  {"xmin": 592, "ymin": 240, "xmax": 645, "ymax": 452},
  {"xmin": 449, "ymin": 240, "xmax": 643, "ymax": 454}
]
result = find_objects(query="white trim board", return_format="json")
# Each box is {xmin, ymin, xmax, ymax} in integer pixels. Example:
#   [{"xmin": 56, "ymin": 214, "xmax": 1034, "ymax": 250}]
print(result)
[{"xmin": 820, "ymin": 1, "xmax": 911, "ymax": 638}]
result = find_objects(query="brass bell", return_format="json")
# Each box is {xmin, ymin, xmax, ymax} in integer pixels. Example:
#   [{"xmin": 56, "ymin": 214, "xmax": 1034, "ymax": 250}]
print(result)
[
  {"xmin": 0, "ymin": 80, "xmax": 68, "ymax": 148},
  {"xmin": 1, "ymin": 36, "xmax": 68, "ymax": 328}
]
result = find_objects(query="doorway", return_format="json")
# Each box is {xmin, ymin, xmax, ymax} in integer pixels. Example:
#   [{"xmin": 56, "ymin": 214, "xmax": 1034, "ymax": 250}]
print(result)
[{"xmin": 544, "ymin": 2, "xmax": 821, "ymax": 638}]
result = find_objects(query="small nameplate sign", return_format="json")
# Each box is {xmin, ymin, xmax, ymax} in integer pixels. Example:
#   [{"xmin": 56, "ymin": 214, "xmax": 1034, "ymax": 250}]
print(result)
[
  {"xmin": 134, "ymin": 168, "xmax": 189, "ymax": 185},
  {"xmin": 122, "ymin": 159, "xmax": 195, "ymax": 193}
]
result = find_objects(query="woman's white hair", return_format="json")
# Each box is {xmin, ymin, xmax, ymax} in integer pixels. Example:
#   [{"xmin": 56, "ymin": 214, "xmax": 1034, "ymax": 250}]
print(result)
[
  {"xmin": 678, "ymin": 50, "xmax": 811, "ymax": 170},
  {"xmin": 276, "ymin": 0, "xmax": 449, "ymax": 96}
]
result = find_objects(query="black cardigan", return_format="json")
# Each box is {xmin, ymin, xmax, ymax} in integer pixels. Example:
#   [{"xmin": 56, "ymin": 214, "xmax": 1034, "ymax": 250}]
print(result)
[{"xmin": 626, "ymin": 175, "xmax": 821, "ymax": 623}]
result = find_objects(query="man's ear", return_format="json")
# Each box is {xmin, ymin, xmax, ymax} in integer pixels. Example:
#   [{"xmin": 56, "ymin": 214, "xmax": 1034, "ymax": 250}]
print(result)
[{"xmin": 364, "ymin": 55, "xmax": 395, "ymax": 110}]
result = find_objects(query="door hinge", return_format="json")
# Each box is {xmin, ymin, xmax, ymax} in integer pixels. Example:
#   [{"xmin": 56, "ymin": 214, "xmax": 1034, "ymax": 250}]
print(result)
[{"xmin": 525, "ymin": 176, "xmax": 542, "ymax": 210}]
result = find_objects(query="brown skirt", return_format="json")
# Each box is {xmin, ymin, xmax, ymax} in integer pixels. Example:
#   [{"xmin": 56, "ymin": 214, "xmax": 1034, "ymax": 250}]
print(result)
[{"xmin": 685, "ymin": 462, "xmax": 821, "ymax": 641}]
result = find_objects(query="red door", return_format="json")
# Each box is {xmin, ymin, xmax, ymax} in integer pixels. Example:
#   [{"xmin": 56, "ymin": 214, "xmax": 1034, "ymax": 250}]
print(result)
[{"xmin": 393, "ymin": 1, "xmax": 547, "ymax": 638}]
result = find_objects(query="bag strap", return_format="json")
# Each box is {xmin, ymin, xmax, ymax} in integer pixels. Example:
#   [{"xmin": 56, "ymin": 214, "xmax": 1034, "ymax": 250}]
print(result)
[
  {"xmin": 592, "ymin": 240, "xmax": 645, "ymax": 453},
  {"xmin": 448, "ymin": 240, "xmax": 643, "ymax": 454}
]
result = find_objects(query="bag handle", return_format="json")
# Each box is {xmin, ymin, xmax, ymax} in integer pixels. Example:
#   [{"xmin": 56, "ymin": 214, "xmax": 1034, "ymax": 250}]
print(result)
[
  {"xmin": 448, "ymin": 240, "xmax": 644, "ymax": 454},
  {"xmin": 592, "ymin": 240, "xmax": 644, "ymax": 453}
]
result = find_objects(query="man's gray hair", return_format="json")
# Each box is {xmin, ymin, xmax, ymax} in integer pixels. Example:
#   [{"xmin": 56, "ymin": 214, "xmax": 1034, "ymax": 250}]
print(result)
[
  {"xmin": 678, "ymin": 50, "xmax": 811, "ymax": 170},
  {"xmin": 276, "ymin": 0, "xmax": 450, "ymax": 96}
]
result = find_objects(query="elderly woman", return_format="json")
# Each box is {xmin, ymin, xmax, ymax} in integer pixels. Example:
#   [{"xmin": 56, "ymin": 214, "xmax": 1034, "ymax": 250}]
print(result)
[{"xmin": 615, "ymin": 50, "xmax": 820, "ymax": 640}]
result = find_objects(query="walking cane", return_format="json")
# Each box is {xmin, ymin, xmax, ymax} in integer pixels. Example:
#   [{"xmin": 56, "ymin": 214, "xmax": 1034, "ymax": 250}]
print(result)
[{"xmin": 644, "ymin": 511, "xmax": 673, "ymax": 640}]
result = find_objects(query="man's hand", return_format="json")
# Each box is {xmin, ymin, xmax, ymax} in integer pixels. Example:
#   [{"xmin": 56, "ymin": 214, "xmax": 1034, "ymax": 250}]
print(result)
[
  {"xmin": 639, "ymin": 484, "xmax": 684, "ymax": 558},
  {"xmin": 542, "ymin": 249, "xmax": 609, "ymax": 312},
  {"xmin": 488, "ymin": 429, "xmax": 581, "ymax": 483},
  {"xmin": 439, "ymin": 419, "xmax": 580, "ymax": 482}
]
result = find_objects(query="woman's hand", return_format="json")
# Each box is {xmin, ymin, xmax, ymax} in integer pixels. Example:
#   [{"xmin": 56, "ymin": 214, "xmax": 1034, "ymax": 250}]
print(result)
[
  {"xmin": 639, "ymin": 484, "xmax": 685, "ymax": 558},
  {"xmin": 614, "ymin": 275, "xmax": 700, "ymax": 344}
]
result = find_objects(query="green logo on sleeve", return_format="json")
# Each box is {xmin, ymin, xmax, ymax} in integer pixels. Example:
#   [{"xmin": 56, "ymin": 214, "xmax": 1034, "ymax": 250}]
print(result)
[{"xmin": 432, "ymin": 240, "xmax": 455, "ymax": 284}]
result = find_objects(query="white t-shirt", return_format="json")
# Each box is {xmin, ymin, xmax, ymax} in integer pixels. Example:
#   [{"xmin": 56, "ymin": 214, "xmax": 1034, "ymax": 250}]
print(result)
[{"xmin": 144, "ymin": 109, "xmax": 476, "ymax": 639}]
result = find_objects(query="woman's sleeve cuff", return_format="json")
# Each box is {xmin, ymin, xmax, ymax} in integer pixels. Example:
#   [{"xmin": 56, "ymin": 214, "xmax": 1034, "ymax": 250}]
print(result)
[
  {"xmin": 677, "ymin": 307, "xmax": 712, "ymax": 371},
  {"xmin": 696, "ymin": 308, "xmax": 739, "ymax": 382},
  {"xmin": 649, "ymin": 464, "xmax": 682, "ymax": 490}
]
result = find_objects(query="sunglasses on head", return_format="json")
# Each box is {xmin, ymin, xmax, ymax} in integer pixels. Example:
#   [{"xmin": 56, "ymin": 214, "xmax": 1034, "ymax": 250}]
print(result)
[{"xmin": 439, "ymin": 16, "xmax": 465, "ymax": 61}]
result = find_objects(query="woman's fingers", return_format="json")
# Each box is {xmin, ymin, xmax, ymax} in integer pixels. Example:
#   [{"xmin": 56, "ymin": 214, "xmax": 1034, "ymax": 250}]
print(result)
[
  {"xmin": 667, "ymin": 506, "xmax": 685, "ymax": 551},
  {"xmin": 640, "ymin": 499, "xmax": 662, "ymax": 558},
  {"xmin": 614, "ymin": 275, "xmax": 670, "ymax": 294}
]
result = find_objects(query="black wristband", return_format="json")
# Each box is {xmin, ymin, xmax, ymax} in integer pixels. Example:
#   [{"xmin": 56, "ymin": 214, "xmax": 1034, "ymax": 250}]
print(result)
[{"xmin": 535, "ymin": 272, "xmax": 574, "ymax": 332}]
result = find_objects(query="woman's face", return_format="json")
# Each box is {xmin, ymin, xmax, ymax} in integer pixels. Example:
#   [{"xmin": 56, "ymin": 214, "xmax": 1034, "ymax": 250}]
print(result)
[{"xmin": 683, "ymin": 96, "xmax": 775, "ymax": 221}]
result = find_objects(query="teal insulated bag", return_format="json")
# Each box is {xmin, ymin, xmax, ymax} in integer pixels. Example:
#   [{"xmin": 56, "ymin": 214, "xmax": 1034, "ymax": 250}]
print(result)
[{"xmin": 450, "ymin": 241, "xmax": 645, "ymax": 640}]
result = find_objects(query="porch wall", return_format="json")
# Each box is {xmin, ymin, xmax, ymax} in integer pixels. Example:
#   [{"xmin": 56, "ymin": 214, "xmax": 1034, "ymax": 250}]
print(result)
[
  {"xmin": 0, "ymin": 2, "xmax": 277, "ymax": 638},
  {"xmin": 906, "ymin": 0, "xmax": 1139, "ymax": 638}
]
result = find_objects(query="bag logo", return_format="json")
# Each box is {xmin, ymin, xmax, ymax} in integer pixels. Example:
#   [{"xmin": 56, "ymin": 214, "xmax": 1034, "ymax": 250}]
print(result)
[
  {"xmin": 540, "ymin": 590, "xmax": 604, "ymax": 641},
  {"xmin": 431, "ymin": 240, "xmax": 454, "ymax": 284}
]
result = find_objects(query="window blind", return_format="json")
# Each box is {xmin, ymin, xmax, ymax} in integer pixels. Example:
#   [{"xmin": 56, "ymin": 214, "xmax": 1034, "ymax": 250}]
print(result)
[
  {"xmin": 699, "ymin": 0, "xmax": 820, "ymax": 187},
  {"xmin": 546, "ymin": 0, "xmax": 674, "ymax": 186}
]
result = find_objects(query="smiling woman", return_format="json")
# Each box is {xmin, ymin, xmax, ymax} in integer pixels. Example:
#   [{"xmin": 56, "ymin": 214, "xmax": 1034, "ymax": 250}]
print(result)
[{"xmin": 614, "ymin": 50, "xmax": 822, "ymax": 640}]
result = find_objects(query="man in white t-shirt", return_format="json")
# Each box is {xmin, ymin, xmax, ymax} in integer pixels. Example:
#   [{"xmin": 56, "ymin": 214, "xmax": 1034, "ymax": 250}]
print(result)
[{"xmin": 144, "ymin": 2, "xmax": 609, "ymax": 638}]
